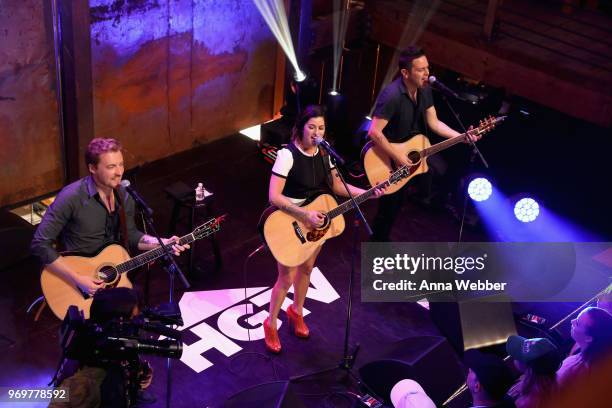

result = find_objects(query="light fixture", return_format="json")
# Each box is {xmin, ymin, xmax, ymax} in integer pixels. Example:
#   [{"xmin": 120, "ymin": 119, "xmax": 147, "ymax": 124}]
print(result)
[{"xmin": 468, "ymin": 177, "xmax": 492, "ymax": 202}]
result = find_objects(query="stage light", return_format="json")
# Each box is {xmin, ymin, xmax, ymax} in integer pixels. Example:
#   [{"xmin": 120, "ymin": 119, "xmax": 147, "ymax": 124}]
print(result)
[
  {"xmin": 514, "ymin": 197, "xmax": 539, "ymax": 223},
  {"xmin": 365, "ymin": 115, "xmax": 372, "ymax": 121},
  {"xmin": 294, "ymin": 70, "xmax": 307, "ymax": 83},
  {"xmin": 328, "ymin": 89, "xmax": 339, "ymax": 96},
  {"xmin": 468, "ymin": 177, "xmax": 492, "ymax": 202}
]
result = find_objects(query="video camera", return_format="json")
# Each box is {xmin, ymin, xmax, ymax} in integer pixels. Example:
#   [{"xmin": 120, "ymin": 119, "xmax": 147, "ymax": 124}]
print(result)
[{"xmin": 59, "ymin": 303, "xmax": 183, "ymax": 363}]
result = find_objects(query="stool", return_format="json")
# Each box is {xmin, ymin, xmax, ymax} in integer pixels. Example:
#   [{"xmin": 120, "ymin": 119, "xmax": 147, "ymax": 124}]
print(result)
[{"xmin": 164, "ymin": 181, "xmax": 222, "ymax": 276}]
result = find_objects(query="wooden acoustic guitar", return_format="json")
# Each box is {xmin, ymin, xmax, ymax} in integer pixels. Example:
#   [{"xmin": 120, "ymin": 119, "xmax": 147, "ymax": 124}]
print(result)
[
  {"xmin": 361, "ymin": 116, "xmax": 505, "ymax": 195},
  {"xmin": 259, "ymin": 167, "xmax": 410, "ymax": 267},
  {"xmin": 40, "ymin": 216, "xmax": 224, "ymax": 320}
]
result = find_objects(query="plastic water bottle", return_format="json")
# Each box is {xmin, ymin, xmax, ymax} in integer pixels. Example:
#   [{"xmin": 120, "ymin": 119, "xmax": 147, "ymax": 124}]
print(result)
[{"xmin": 195, "ymin": 183, "xmax": 205, "ymax": 204}]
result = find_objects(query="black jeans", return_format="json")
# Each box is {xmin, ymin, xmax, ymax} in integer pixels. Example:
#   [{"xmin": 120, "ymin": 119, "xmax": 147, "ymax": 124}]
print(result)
[{"xmin": 370, "ymin": 155, "xmax": 448, "ymax": 241}]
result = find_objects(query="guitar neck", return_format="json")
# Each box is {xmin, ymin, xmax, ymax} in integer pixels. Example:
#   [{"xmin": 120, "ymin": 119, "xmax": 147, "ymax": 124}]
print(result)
[
  {"xmin": 114, "ymin": 224, "xmax": 216, "ymax": 275},
  {"xmin": 327, "ymin": 176, "xmax": 396, "ymax": 220},
  {"xmin": 422, "ymin": 131, "xmax": 470, "ymax": 157},
  {"xmin": 414, "ymin": 116, "xmax": 502, "ymax": 159}
]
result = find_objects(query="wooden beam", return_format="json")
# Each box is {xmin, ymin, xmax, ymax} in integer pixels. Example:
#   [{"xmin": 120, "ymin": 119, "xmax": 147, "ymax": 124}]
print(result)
[
  {"xmin": 58, "ymin": 0, "xmax": 94, "ymax": 180},
  {"xmin": 368, "ymin": 8, "xmax": 611, "ymax": 127},
  {"xmin": 484, "ymin": 0, "xmax": 501, "ymax": 41}
]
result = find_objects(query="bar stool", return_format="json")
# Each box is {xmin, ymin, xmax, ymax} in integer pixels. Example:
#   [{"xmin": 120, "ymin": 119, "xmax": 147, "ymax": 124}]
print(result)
[{"xmin": 164, "ymin": 181, "xmax": 222, "ymax": 276}]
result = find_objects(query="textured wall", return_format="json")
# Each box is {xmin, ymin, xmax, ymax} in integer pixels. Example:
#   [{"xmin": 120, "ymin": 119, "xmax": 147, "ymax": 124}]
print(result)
[
  {"xmin": 0, "ymin": 1, "xmax": 63, "ymax": 207},
  {"xmin": 89, "ymin": 0, "xmax": 278, "ymax": 169}
]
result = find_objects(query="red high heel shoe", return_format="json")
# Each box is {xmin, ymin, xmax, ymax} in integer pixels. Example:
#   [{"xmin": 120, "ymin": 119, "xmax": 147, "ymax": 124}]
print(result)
[
  {"xmin": 263, "ymin": 318, "xmax": 281, "ymax": 353},
  {"xmin": 287, "ymin": 304, "xmax": 309, "ymax": 338}
]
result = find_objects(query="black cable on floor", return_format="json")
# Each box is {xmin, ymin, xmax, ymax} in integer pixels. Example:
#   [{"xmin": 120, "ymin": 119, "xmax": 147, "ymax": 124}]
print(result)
[
  {"xmin": 227, "ymin": 243, "xmax": 279, "ymax": 381},
  {"xmin": 227, "ymin": 351, "xmax": 280, "ymax": 381}
]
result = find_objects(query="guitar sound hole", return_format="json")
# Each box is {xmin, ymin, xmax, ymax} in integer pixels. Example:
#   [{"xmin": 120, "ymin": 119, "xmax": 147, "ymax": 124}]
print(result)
[
  {"xmin": 315, "ymin": 214, "xmax": 330, "ymax": 231},
  {"xmin": 407, "ymin": 151, "xmax": 421, "ymax": 166},
  {"xmin": 98, "ymin": 266, "xmax": 118, "ymax": 284}
]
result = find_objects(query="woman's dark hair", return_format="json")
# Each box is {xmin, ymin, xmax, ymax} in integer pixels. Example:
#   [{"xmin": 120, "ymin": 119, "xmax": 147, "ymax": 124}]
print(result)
[
  {"xmin": 519, "ymin": 351, "xmax": 561, "ymax": 399},
  {"xmin": 291, "ymin": 105, "xmax": 326, "ymax": 142},
  {"xmin": 582, "ymin": 307, "xmax": 612, "ymax": 365}
]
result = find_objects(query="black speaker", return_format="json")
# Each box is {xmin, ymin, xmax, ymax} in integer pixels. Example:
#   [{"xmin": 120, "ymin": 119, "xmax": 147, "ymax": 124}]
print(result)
[
  {"xmin": 430, "ymin": 296, "xmax": 517, "ymax": 355},
  {"xmin": 358, "ymin": 335, "xmax": 465, "ymax": 405},
  {"xmin": 223, "ymin": 381, "xmax": 306, "ymax": 408},
  {"xmin": 0, "ymin": 209, "xmax": 34, "ymax": 271}
]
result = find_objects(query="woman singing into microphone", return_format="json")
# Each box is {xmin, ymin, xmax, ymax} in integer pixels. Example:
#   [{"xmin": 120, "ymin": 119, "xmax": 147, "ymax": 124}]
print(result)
[{"xmin": 263, "ymin": 105, "xmax": 384, "ymax": 353}]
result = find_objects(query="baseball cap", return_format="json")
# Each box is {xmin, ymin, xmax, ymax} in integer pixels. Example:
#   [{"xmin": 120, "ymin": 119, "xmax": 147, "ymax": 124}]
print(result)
[
  {"xmin": 390, "ymin": 379, "xmax": 436, "ymax": 408},
  {"xmin": 464, "ymin": 349, "xmax": 514, "ymax": 400},
  {"xmin": 506, "ymin": 335, "xmax": 561, "ymax": 374}
]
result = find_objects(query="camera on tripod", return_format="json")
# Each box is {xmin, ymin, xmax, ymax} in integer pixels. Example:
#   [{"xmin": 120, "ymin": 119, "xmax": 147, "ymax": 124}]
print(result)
[
  {"xmin": 59, "ymin": 303, "xmax": 183, "ymax": 363},
  {"xmin": 47, "ymin": 288, "xmax": 185, "ymax": 407}
]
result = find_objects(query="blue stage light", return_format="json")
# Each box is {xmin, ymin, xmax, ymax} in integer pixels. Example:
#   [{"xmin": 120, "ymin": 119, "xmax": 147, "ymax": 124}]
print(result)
[
  {"xmin": 514, "ymin": 197, "xmax": 540, "ymax": 222},
  {"xmin": 468, "ymin": 177, "xmax": 492, "ymax": 202}
]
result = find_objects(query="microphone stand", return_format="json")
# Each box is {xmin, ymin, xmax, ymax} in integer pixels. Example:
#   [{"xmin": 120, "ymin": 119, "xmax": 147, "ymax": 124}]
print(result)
[
  {"xmin": 132, "ymin": 195, "xmax": 190, "ymax": 408},
  {"xmin": 442, "ymin": 94, "xmax": 488, "ymax": 169},
  {"xmin": 439, "ymin": 94, "xmax": 489, "ymax": 244},
  {"xmin": 291, "ymin": 151, "xmax": 372, "ymax": 386}
]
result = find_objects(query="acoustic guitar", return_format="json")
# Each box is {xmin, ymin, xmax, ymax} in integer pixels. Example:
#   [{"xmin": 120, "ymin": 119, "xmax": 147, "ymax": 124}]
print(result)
[
  {"xmin": 259, "ymin": 167, "xmax": 410, "ymax": 267},
  {"xmin": 40, "ymin": 216, "xmax": 223, "ymax": 319},
  {"xmin": 361, "ymin": 116, "xmax": 504, "ymax": 195}
]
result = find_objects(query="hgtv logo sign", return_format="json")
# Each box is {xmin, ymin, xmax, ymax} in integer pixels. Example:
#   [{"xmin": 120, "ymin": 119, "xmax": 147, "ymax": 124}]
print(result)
[{"xmin": 174, "ymin": 267, "xmax": 339, "ymax": 373}]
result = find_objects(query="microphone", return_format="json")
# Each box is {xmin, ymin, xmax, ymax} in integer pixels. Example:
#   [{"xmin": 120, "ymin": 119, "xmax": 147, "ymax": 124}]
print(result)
[
  {"xmin": 428, "ymin": 76, "xmax": 464, "ymax": 101},
  {"xmin": 314, "ymin": 137, "xmax": 345, "ymax": 166},
  {"xmin": 119, "ymin": 179, "xmax": 153, "ymax": 217}
]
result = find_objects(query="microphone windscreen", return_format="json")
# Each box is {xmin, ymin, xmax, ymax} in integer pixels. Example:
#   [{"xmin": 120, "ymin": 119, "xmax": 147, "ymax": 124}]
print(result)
[{"xmin": 120, "ymin": 179, "xmax": 131, "ymax": 188}]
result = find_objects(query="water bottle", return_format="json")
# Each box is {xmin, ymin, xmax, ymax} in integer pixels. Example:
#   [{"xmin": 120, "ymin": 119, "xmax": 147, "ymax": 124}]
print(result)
[{"xmin": 195, "ymin": 183, "xmax": 205, "ymax": 205}]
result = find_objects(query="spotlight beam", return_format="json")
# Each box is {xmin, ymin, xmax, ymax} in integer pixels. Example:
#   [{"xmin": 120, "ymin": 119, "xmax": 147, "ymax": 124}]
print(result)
[
  {"xmin": 332, "ymin": 0, "xmax": 350, "ymax": 92},
  {"xmin": 368, "ymin": 0, "xmax": 441, "ymax": 117},
  {"xmin": 254, "ymin": 0, "xmax": 304, "ymax": 80}
]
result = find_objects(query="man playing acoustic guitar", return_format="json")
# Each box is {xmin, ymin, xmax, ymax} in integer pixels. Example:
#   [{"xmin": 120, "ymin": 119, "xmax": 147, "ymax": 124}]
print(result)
[
  {"xmin": 31, "ymin": 138, "xmax": 189, "ymax": 300},
  {"xmin": 368, "ymin": 46, "xmax": 480, "ymax": 242}
]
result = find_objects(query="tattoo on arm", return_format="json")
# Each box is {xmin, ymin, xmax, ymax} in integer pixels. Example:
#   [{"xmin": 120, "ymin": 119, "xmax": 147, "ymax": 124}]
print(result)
[{"xmin": 279, "ymin": 203, "xmax": 305, "ymax": 219}]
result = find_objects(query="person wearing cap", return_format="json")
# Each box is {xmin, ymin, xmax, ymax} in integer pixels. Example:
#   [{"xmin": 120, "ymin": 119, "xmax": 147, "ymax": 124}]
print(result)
[
  {"xmin": 506, "ymin": 335, "xmax": 561, "ymax": 408},
  {"xmin": 464, "ymin": 349, "xmax": 517, "ymax": 408},
  {"xmin": 390, "ymin": 379, "xmax": 436, "ymax": 408}
]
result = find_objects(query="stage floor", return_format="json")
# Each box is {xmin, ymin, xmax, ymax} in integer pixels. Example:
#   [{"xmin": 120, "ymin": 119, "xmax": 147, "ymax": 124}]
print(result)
[{"xmin": 0, "ymin": 134, "xmax": 579, "ymax": 407}]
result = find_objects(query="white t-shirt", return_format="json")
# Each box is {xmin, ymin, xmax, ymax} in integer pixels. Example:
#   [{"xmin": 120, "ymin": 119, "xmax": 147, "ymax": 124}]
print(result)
[{"xmin": 271, "ymin": 145, "xmax": 335, "ymax": 205}]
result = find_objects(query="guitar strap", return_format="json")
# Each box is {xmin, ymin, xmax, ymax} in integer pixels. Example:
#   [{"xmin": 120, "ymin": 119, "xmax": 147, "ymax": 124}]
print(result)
[
  {"xmin": 318, "ymin": 148, "xmax": 336, "ymax": 195},
  {"xmin": 116, "ymin": 189, "xmax": 130, "ymax": 252}
]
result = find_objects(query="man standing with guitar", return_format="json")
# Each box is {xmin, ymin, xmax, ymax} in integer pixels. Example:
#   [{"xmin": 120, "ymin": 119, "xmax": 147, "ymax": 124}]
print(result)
[
  {"xmin": 368, "ymin": 46, "xmax": 480, "ymax": 242},
  {"xmin": 31, "ymin": 138, "xmax": 189, "ymax": 301}
]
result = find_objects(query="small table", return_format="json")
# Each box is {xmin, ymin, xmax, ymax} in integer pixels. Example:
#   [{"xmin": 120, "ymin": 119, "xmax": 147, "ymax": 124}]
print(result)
[{"xmin": 164, "ymin": 181, "xmax": 222, "ymax": 277}]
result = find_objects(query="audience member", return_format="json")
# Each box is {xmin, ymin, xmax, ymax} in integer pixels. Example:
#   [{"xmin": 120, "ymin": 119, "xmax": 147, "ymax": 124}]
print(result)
[
  {"xmin": 390, "ymin": 379, "xmax": 436, "ymax": 408},
  {"xmin": 506, "ymin": 336, "xmax": 561, "ymax": 407},
  {"xmin": 557, "ymin": 306, "xmax": 612, "ymax": 386},
  {"xmin": 464, "ymin": 349, "xmax": 517, "ymax": 408}
]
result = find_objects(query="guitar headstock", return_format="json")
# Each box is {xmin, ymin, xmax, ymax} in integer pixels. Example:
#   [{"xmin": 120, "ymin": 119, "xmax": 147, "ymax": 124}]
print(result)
[
  {"xmin": 193, "ymin": 215, "xmax": 226, "ymax": 239},
  {"xmin": 474, "ymin": 115, "xmax": 506, "ymax": 136}
]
